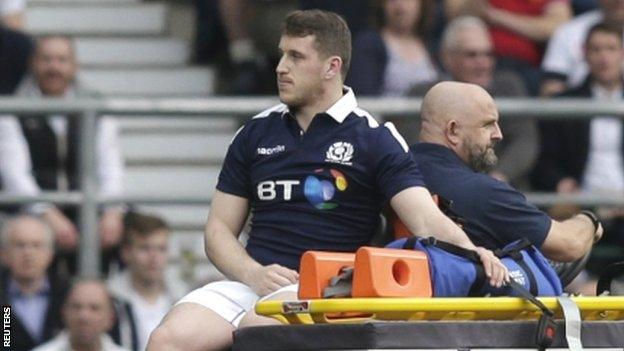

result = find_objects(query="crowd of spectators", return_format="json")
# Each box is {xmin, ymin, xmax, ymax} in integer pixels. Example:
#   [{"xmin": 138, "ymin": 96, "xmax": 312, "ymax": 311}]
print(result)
[
  {"xmin": 0, "ymin": 212, "xmax": 185, "ymax": 351},
  {"xmin": 0, "ymin": 0, "xmax": 623, "ymax": 349}
]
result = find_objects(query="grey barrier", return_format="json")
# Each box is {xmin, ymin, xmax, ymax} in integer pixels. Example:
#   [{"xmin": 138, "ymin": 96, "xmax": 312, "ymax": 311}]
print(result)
[{"xmin": 1, "ymin": 97, "xmax": 623, "ymax": 276}]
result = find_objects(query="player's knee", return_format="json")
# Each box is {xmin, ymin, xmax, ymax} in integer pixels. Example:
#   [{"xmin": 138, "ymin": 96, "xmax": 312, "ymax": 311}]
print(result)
[
  {"xmin": 147, "ymin": 304, "xmax": 236, "ymax": 351},
  {"xmin": 238, "ymin": 310, "xmax": 280, "ymax": 328}
]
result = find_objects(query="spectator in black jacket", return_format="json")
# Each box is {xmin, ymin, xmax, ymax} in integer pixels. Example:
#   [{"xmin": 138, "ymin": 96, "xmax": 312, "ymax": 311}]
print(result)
[
  {"xmin": 0, "ymin": 24, "xmax": 32, "ymax": 95},
  {"xmin": 534, "ymin": 23, "xmax": 624, "ymax": 248}
]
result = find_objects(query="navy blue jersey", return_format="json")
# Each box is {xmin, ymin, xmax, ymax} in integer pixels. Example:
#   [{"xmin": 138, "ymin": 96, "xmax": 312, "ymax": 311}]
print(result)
[
  {"xmin": 217, "ymin": 89, "xmax": 424, "ymax": 270},
  {"xmin": 411, "ymin": 143, "xmax": 551, "ymax": 249}
]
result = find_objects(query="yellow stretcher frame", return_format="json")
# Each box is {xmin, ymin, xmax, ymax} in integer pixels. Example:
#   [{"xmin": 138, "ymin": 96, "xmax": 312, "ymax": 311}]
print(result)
[{"xmin": 255, "ymin": 296, "xmax": 624, "ymax": 324}]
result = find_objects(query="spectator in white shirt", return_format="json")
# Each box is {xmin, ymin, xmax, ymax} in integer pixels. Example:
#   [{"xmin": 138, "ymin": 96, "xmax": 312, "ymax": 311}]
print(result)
[
  {"xmin": 0, "ymin": 35, "xmax": 125, "ymax": 273},
  {"xmin": 541, "ymin": 0, "xmax": 624, "ymax": 96},
  {"xmin": 107, "ymin": 212, "xmax": 188, "ymax": 351}
]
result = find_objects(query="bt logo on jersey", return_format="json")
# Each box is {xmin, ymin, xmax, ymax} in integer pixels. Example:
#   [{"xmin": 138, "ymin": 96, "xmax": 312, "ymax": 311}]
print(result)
[
  {"xmin": 304, "ymin": 168, "xmax": 348, "ymax": 209},
  {"xmin": 255, "ymin": 169, "xmax": 349, "ymax": 210},
  {"xmin": 257, "ymin": 180, "xmax": 300, "ymax": 200}
]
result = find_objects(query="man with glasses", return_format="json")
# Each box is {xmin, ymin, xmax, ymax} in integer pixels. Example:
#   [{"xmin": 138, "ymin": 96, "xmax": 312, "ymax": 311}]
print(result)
[{"xmin": 410, "ymin": 16, "xmax": 538, "ymax": 189}]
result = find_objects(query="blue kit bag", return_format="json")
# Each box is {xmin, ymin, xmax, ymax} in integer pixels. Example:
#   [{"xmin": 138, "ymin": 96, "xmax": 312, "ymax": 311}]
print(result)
[{"xmin": 386, "ymin": 236, "xmax": 563, "ymax": 297}]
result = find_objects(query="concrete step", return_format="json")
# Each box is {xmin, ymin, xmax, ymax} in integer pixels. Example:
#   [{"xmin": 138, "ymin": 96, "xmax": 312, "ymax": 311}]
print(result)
[
  {"xmin": 117, "ymin": 116, "xmax": 238, "ymax": 133},
  {"xmin": 26, "ymin": 3, "xmax": 167, "ymax": 36},
  {"xmin": 121, "ymin": 132, "xmax": 232, "ymax": 164},
  {"xmin": 75, "ymin": 38, "xmax": 190, "ymax": 67},
  {"xmin": 123, "ymin": 165, "xmax": 220, "ymax": 197},
  {"xmin": 79, "ymin": 68, "xmax": 214, "ymax": 96}
]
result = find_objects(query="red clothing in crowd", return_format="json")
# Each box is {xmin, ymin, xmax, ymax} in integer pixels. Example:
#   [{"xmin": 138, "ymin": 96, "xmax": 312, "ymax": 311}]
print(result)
[{"xmin": 489, "ymin": 0, "xmax": 566, "ymax": 66}]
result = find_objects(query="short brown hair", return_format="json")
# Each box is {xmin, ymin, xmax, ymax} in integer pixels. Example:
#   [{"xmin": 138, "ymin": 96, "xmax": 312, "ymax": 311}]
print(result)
[
  {"xmin": 122, "ymin": 212, "xmax": 169, "ymax": 246},
  {"xmin": 585, "ymin": 22, "xmax": 623, "ymax": 46},
  {"xmin": 282, "ymin": 10, "xmax": 352, "ymax": 78}
]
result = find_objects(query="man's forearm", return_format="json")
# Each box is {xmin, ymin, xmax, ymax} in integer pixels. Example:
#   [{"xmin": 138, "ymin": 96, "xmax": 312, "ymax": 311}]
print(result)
[
  {"xmin": 564, "ymin": 214, "xmax": 597, "ymax": 253},
  {"xmin": 544, "ymin": 214, "xmax": 598, "ymax": 261},
  {"xmin": 204, "ymin": 227, "xmax": 262, "ymax": 284}
]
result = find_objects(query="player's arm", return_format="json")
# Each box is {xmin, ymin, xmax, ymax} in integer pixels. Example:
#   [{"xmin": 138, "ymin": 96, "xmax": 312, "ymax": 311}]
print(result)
[
  {"xmin": 391, "ymin": 187, "xmax": 474, "ymax": 249},
  {"xmin": 205, "ymin": 190, "xmax": 298, "ymax": 296},
  {"xmin": 541, "ymin": 213, "xmax": 602, "ymax": 262},
  {"xmin": 484, "ymin": 1, "xmax": 571, "ymax": 42},
  {"xmin": 390, "ymin": 186, "xmax": 508, "ymax": 287}
]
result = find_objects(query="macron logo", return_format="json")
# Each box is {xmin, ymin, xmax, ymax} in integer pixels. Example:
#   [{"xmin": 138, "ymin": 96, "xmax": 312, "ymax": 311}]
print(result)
[{"xmin": 257, "ymin": 145, "xmax": 286, "ymax": 156}]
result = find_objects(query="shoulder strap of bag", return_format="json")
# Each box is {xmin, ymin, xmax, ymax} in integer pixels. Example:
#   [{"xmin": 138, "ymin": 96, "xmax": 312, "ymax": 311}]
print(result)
[
  {"xmin": 420, "ymin": 236, "xmax": 481, "ymax": 263},
  {"xmin": 417, "ymin": 237, "xmax": 485, "ymax": 296},
  {"xmin": 498, "ymin": 240, "xmax": 540, "ymax": 296},
  {"xmin": 494, "ymin": 237, "xmax": 533, "ymax": 257},
  {"xmin": 507, "ymin": 279, "xmax": 558, "ymax": 351}
]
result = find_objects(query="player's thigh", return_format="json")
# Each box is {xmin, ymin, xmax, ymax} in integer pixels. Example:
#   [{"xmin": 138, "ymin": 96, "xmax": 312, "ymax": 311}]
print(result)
[
  {"xmin": 148, "ymin": 281, "xmax": 259, "ymax": 351},
  {"xmin": 148, "ymin": 302, "xmax": 235, "ymax": 351}
]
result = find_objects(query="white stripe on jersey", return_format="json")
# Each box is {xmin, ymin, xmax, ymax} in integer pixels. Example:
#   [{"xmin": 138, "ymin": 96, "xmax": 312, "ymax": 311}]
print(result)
[
  {"xmin": 353, "ymin": 108, "xmax": 408, "ymax": 151},
  {"xmin": 230, "ymin": 104, "xmax": 287, "ymax": 144},
  {"xmin": 352, "ymin": 107, "xmax": 380, "ymax": 128},
  {"xmin": 229, "ymin": 125, "xmax": 245, "ymax": 145},
  {"xmin": 252, "ymin": 103, "xmax": 288, "ymax": 119},
  {"xmin": 383, "ymin": 122, "xmax": 410, "ymax": 152}
]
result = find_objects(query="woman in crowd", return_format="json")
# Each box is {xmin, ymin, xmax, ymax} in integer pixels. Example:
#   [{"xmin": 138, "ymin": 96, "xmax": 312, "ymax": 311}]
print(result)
[{"xmin": 348, "ymin": 0, "xmax": 438, "ymax": 96}]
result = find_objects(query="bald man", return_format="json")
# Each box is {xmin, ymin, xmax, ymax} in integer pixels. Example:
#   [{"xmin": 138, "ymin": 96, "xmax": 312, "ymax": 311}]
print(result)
[
  {"xmin": 412, "ymin": 82, "xmax": 602, "ymax": 263},
  {"xmin": 32, "ymin": 279, "xmax": 127, "ymax": 351}
]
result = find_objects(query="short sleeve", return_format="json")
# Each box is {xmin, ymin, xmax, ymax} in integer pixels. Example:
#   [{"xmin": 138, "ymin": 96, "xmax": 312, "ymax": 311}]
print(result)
[
  {"xmin": 374, "ymin": 122, "xmax": 425, "ymax": 202},
  {"xmin": 541, "ymin": 23, "xmax": 573, "ymax": 79},
  {"xmin": 216, "ymin": 125, "xmax": 252, "ymax": 198},
  {"xmin": 479, "ymin": 180, "xmax": 552, "ymax": 247}
]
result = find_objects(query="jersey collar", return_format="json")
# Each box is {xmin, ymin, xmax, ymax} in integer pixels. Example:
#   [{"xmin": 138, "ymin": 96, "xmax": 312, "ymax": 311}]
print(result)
[
  {"xmin": 282, "ymin": 86, "xmax": 358, "ymax": 124},
  {"xmin": 325, "ymin": 86, "xmax": 358, "ymax": 123}
]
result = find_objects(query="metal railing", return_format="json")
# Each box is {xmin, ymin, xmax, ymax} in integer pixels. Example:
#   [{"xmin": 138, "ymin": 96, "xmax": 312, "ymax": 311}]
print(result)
[{"xmin": 1, "ymin": 97, "xmax": 624, "ymax": 276}]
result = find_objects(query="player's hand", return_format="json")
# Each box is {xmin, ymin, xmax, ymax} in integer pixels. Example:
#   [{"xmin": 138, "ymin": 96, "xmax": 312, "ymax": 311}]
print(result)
[
  {"xmin": 245, "ymin": 264, "xmax": 299, "ymax": 296},
  {"xmin": 475, "ymin": 247, "xmax": 509, "ymax": 288},
  {"xmin": 99, "ymin": 208, "xmax": 124, "ymax": 249},
  {"xmin": 43, "ymin": 207, "xmax": 79, "ymax": 251}
]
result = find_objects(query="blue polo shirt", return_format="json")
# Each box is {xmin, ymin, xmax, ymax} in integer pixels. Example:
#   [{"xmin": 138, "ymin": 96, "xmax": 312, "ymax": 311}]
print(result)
[
  {"xmin": 217, "ymin": 88, "xmax": 424, "ymax": 270},
  {"xmin": 411, "ymin": 143, "xmax": 551, "ymax": 249}
]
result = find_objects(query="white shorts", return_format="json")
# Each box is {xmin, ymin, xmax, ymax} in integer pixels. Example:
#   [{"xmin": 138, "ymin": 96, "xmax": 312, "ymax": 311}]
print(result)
[{"xmin": 176, "ymin": 281, "xmax": 298, "ymax": 327}]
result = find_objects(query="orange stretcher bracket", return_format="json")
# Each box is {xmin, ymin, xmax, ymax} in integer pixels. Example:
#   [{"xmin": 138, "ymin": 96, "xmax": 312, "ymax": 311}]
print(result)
[
  {"xmin": 298, "ymin": 247, "xmax": 432, "ymax": 300},
  {"xmin": 352, "ymin": 247, "xmax": 432, "ymax": 298},
  {"xmin": 298, "ymin": 251, "xmax": 355, "ymax": 299}
]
